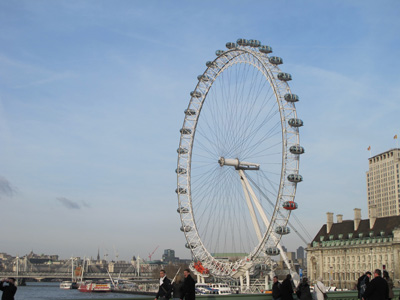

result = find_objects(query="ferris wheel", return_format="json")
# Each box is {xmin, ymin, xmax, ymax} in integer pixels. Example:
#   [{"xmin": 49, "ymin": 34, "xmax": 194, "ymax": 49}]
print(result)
[{"xmin": 176, "ymin": 38, "xmax": 304, "ymax": 278}]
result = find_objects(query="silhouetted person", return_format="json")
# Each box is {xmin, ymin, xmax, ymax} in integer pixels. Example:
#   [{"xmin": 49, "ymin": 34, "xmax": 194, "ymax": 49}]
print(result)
[
  {"xmin": 172, "ymin": 274, "xmax": 183, "ymax": 300},
  {"xmin": 357, "ymin": 272, "xmax": 371, "ymax": 300},
  {"xmin": 0, "ymin": 278, "xmax": 17, "ymax": 300},
  {"xmin": 383, "ymin": 271, "xmax": 394, "ymax": 300},
  {"xmin": 281, "ymin": 274, "xmax": 294, "ymax": 300},
  {"xmin": 296, "ymin": 277, "xmax": 312, "ymax": 300},
  {"xmin": 272, "ymin": 276, "xmax": 282, "ymax": 300},
  {"xmin": 181, "ymin": 269, "xmax": 195, "ymax": 300},
  {"xmin": 363, "ymin": 269, "xmax": 388, "ymax": 300}
]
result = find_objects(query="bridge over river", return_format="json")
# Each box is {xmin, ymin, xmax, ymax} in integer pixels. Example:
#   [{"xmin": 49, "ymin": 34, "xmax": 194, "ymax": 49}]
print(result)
[{"xmin": 0, "ymin": 271, "xmax": 151, "ymax": 281}]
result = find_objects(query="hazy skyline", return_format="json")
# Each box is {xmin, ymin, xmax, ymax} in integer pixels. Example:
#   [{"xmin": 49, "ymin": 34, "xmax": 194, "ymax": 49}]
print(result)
[{"xmin": 0, "ymin": 1, "xmax": 399, "ymax": 261}]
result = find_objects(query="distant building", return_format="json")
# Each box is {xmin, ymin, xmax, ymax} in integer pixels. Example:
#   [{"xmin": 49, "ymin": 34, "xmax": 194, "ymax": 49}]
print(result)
[
  {"xmin": 307, "ymin": 209, "xmax": 400, "ymax": 288},
  {"xmin": 366, "ymin": 148, "xmax": 400, "ymax": 218},
  {"xmin": 297, "ymin": 246, "xmax": 305, "ymax": 260}
]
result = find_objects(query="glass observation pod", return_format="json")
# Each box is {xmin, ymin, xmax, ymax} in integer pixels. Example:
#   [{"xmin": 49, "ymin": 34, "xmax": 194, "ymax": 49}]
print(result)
[
  {"xmin": 259, "ymin": 45, "xmax": 273, "ymax": 54},
  {"xmin": 236, "ymin": 38, "xmax": 249, "ymax": 46},
  {"xmin": 175, "ymin": 167, "xmax": 187, "ymax": 174},
  {"xmin": 226, "ymin": 42, "xmax": 237, "ymax": 49},
  {"xmin": 190, "ymin": 91, "xmax": 202, "ymax": 98},
  {"xmin": 180, "ymin": 225, "xmax": 192, "ymax": 232},
  {"xmin": 215, "ymin": 50, "xmax": 225, "ymax": 56},
  {"xmin": 184, "ymin": 109, "xmax": 196, "ymax": 116},
  {"xmin": 180, "ymin": 128, "xmax": 192, "ymax": 135},
  {"xmin": 283, "ymin": 201, "xmax": 298, "ymax": 210},
  {"xmin": 175, "ymin": 187, "xmax": 187, "ymax": 194},
  {"xmin": 275, "ymin": 226, "xmax": 291, "ymax": 235},
  {"xmin": 248, "ymin": 39, "xmax": 261, "ymax": 47},
  {"xmin": 177, "ymin": 147, "xmax": 188, "ymax": 154},
  {"xmin": 177, "ymin": 207, "xmax": 189, "ymax": 213},
  {"xmin": 197, "ymin": 74, "xmax": 211, "ymax": 82},
  {"xmin": 284, "ymin": 93, "xmax": 299, "ymax": 102},
  {"xmin": 269, "ymin": 56, "xmax": 283, "ymax": 65},
  {"xmin": 290, "ymin": 145, "xmax": 305, "ymax": 155},
  {"xmin": 265, "ymin": 247, "xmax": 280, "ymax": 256},
  {"xmin": 288, "ymin": 118, "xmax": 304, "ymax": 127},
  {"xmin": 206, "ymin": 61, "xmax": 218, "ymax": 68},
  {"xmin": 277, "ymin": 72, "xmax": 292, "ymax": 81},
  {"xmin": 287, "ymin": 174, "xmax": 303, "ymax": 182},
  {"xmin": 185, "ymin": 243, "xmax": 197, "ymax": 249}
]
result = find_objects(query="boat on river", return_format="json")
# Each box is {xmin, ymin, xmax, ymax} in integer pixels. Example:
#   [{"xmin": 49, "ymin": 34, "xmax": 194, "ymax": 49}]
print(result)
[
  {"xmin": 59, "ymin": 281, "xmax": 78, "ymax": 289},
  {"xmin": 78, "ymin": 280, "xmax": 111, "ymax": 292}
]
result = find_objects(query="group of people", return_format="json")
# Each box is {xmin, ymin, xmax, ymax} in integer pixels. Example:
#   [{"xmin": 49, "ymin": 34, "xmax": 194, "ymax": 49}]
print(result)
[
  {"xmin": 0, "ymin": 278, "xmax": 17, "ymax": 300},
  {"xmin": 357, "ymin": 269, "xmax": 394, "ymax": 300},
  {"xmin": 155, "ymin": 269, "xmax": 196, "ymax": 300},
  {"xmin": 272, "ymin": 269, "xmax": 394, "ymax": 300}
]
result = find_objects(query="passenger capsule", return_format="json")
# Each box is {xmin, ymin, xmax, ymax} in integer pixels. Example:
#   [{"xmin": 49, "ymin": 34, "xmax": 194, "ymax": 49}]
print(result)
[
  {"xmin": 277, "ymin": 72, "xmax": 292, "ymax": 81},
  {"xmin": 184, "ymin": 109, "xmax": 196, "ymax": 116},
  {"xmin": 177, "ymin": 207, "xmax": 189, "ymax": 213},
  {"xmin": 175, "ymin": 167, "xmax": 187, "ymax": 174},
  {"xmin": 190, "ymin": 91, "xmax": 202, "ymax": 98},
  {"xmin": 284, "ymin": 94, "xmax": 299, "ymax": 102},
  {"xmin": 185, "ymin": 243, "xmax": 197, "ymax": 249},
  {"xmin": 275, "ymin": 226, "xmax": 291, "ymax": 235},
  {"xmin": 180, "ymin": 225, "xmax": 192, "ymax": 232},
  {"xmin": 289, "ymin": 145, "xmax": 305, "ymax": 154},
  {"xmin": 283, "ymin": 201, "xmax": 298, "ymax": 210},
  {"xmin": 287, "ymin": 174, "xmax": 303, "ymax": 182},
  {"xmin": 288, "ymin": 118, "xmax": 304, "ymax": 127},
  {"xmin": 265, "ymin": 247, "xmax": 280, "ymax": 256},
  {"xmin": 175, "ymin": 187, "xmax": 187, "ymax": 194},
  {"xmin": 259, "ymin": 45, "xmax": 273, "ymax": 54},
  {"xmin": 197, "ymin": 74, "xmax": 211, "ymax": 82},
  {"xmin": 248, "ymin": 39, "xmax": 261, "ymax": 47},
  {"xmin": 236, "ymin": 38, "xmax": 249, "ymax": 46},
  {"xmin": 206, "ymin": 61, "xmax": 218, "ymax": 68},
  {"xmin": 226, "ymin": 42, "xmax": 237, "ymax": 49},
  {"xmin": 177, "ymin": 147, "xmax": 188, "ymax": 154},
  {"xmin": 215, "ymin": 50, "xmax": 225, "ymax": 56},
  {"xmin": 269, "ymin": 56, "xmax": 283, "ymax": 65},
  {"xmin": 180, "ymin": 128, "xmax": 192, "ymax": 135}
]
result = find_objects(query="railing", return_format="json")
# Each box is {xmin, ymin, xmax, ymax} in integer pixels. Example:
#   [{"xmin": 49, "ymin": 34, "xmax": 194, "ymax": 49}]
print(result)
[{"xmin": 64, "ymin": 289, "xmax": 400, "ymax": 300}]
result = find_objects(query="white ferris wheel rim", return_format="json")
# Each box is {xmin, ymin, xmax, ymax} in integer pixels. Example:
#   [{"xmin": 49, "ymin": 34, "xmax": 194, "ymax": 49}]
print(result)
[{"xmin": 176, "ymin": 39, "xmax": 302, "ymax": 278}]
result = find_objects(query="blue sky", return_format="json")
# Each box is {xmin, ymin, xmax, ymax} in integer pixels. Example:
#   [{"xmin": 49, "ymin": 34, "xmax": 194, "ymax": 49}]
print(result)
[{"xmin": 0, "ymin": 1, "xmax": 399, "ymax": 261}]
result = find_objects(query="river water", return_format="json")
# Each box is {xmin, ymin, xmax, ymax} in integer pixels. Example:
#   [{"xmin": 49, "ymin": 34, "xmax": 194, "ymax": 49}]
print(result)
[{"xmin": 13, "ymin": 282, "xmax": 150, "ymax": 300}]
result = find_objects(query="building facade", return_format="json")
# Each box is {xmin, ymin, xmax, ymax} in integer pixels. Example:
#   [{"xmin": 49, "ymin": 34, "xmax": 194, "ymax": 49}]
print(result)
[
  {"xmin": 366, "ymin": 148, "xmax": 400, "ymax": 218},
  {"xmin": 307, "ymin": 209, "xmax": 400, "ymax": 289}
]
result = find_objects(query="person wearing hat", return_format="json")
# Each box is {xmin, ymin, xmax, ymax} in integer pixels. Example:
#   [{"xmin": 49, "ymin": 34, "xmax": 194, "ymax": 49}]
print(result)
[{"xmin": 0, "ymin": 278, "xmax": 17, "ymax": 300}]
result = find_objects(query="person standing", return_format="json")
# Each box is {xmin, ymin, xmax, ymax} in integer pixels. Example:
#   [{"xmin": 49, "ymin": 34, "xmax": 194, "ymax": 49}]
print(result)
[
  {"xmin": 155, "ymin": 270, "xmax": 172, "ymax": 300},
  {"xmin": 383, "ymin": 271, "xmax": 394, "ymax": 300},
  {"xmin": 181, "ymin": 269, "xmax": 196, "ymax": 300},
  {"xmin": 172, "ymin": 274, "xmax": 184, "ymax": 300},
  {"xmin": 357, "ymin": 272, "xmax": 372, "ymax": 300},
  {"xmin": 272, "ymin": 276, "xmax": 282, "ymax": 300},
  {"xmin": 0, "ymin": 278, "xmax": 17, "ymax": 300},
  {"xmin": 281, "ymin": 274, "xmax": 294, "ymax": 300},
  {"xmin": 314, "ymin": 277, "xmax": 326, "ymax": 300},
  {"xmin": 363, "ymin": 269, "xmax": 389, "ymax": 300},
  {"xmin": 296, "ymin": 277, "xmax": 312, "ymax": 300}
]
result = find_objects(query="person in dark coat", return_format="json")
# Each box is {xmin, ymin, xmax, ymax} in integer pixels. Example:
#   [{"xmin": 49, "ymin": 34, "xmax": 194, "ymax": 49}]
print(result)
[
  {"xmin": 172, "ymin": 275, "xmax": 184, "ymax": 300},
  {"xmin": 281, "ymin": 274, "xmax": 294, "ymax": 300},
  {"xmin": 362, "ymin": 269, "xmax": 389, "ymax": 300},
  {"xmin": 0, "ymin": 278, "xmax": 17, "ymax": 300},
  {"xmin": 155, "ymin": 270, "xmax": 172, "ymax": 300},
  {"xmin": 272, "ymin": 276, "xmax": 282, "ymax": 300},
  {"xmin": 181, "ymin": 269, "xmax": 196, "ymax": 300},
  {"xmin": 383, "ymin": 271, "xmax": 394, "ymax": 300},
  {"xmin": 357, "ymin": 272, "xmax": 371, "ymax": 300},
  {"xmin": 296, "ymin": 277, "xmax": 312, "ymax": 300}
]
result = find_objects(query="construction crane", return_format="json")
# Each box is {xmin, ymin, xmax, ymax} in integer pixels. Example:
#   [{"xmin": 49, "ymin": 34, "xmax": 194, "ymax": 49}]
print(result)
[{"xmin": 148, "ymin": 246, "xmax": 159, "ymax": 261}]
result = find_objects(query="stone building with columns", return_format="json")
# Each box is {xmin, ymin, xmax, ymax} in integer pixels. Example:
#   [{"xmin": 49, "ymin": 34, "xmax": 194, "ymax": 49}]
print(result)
[{"xmin": 306, "ymin": 208, "xmax": 400, "ymax": 289}]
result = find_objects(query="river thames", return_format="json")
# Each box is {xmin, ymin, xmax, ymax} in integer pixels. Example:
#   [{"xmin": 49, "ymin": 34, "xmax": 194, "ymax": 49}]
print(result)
[{"xmin": 13, "ymin": 282, "xmax": 148, "ymax": 300}]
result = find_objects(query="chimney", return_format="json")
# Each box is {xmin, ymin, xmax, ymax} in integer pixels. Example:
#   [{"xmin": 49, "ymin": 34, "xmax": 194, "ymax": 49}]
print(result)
[
  {"xmin": 337, "ymin": 214, "xmax": 343, "ymax": 223},
  {"xmin": 327, "ymin": 212, "xmax": 334, "ymax": 233},
  {"xmin": 354, "ymin": 208, "xmax": 361, "ymax": 231},
  {"xmin": 369, "ymin": 205, "xmax": 377, "ymax": 229}
]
